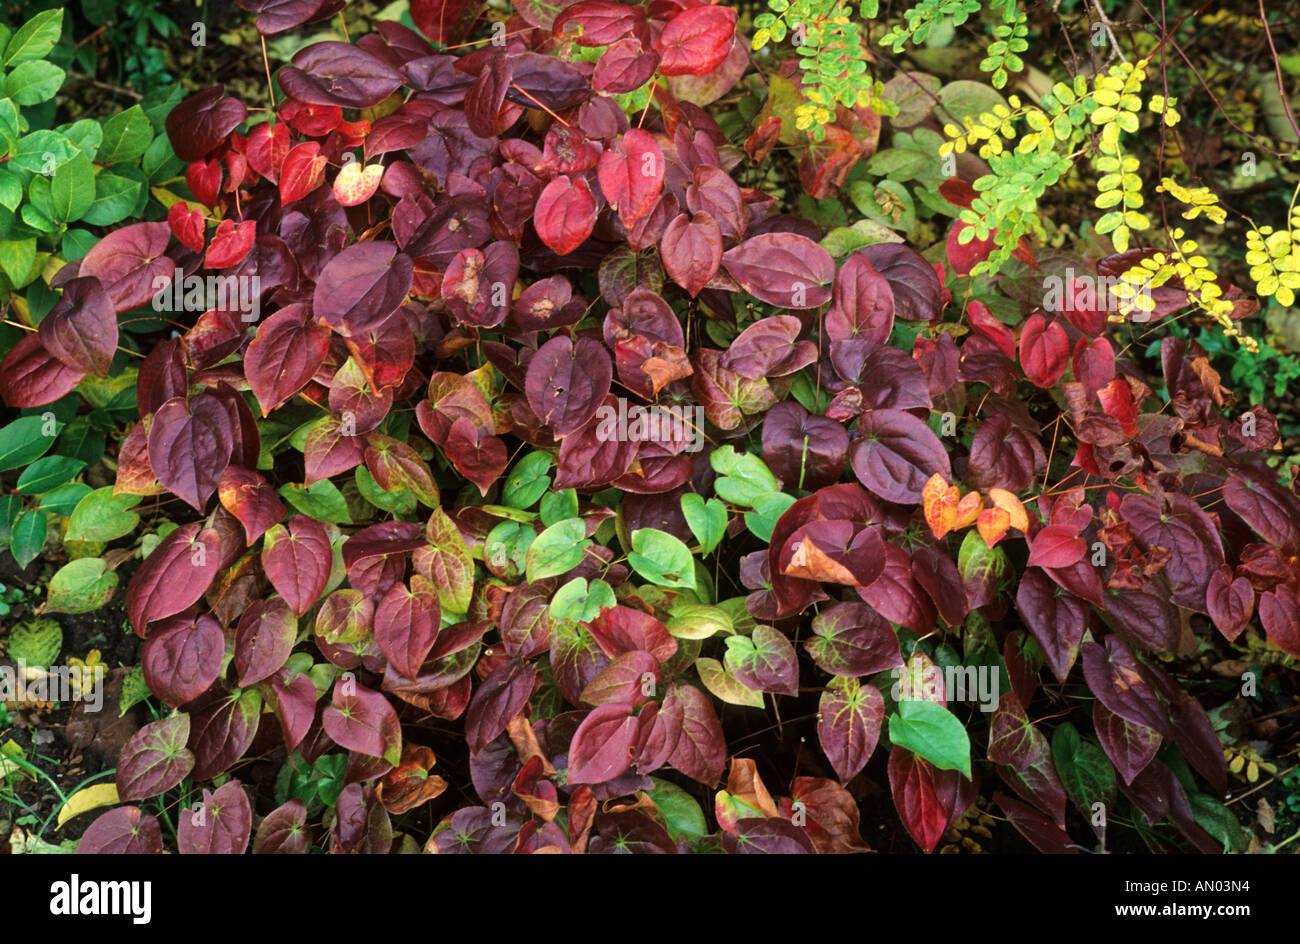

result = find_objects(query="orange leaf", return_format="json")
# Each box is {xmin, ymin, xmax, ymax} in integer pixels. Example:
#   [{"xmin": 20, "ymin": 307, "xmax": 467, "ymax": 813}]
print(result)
[
  {"xmin": 784, "ymin": 538, "xmax": 858, "ymax": 585},
  {"xmin": 953, "ymin": 491, "xmax": 983, "ymax": 529},
  {"xmin": 922, "ymin": 473, "xmax": 959, "ymax": 539},
  {"xmin": 977, "ymin": 506, "xmax": 1011, "ymax": 547},
  {"xmin": 642, "ymin": 343, "xmax": 694, "ymax": 394},
  {"xmin": 376, "ymin": 743, "xmax": 448, "ymax": 815},
  {"xmin": 988, "ymin": 488, "xmax": 1029, "ymax": 532}
]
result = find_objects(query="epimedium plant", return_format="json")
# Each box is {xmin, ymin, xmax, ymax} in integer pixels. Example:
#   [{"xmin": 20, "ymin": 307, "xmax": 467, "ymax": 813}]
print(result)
[{"xmin": 0, "ymin": 0, "xmax": 1296, "ymax": 854}]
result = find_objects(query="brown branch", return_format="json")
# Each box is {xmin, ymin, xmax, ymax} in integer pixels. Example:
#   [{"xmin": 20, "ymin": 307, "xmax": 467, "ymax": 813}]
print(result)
[
  {"xmin": 1258, "ymin": 0, "xmax": 1300, "ymax": 142},
  {"xmin": 65, "ymin": 72, "xmax": 142, "ymax": 101}
]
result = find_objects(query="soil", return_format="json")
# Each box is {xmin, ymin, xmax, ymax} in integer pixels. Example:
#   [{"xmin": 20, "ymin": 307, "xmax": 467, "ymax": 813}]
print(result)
[{"xmin": 0, "ymin": 553, "xmax": 143, "ymax": 850}]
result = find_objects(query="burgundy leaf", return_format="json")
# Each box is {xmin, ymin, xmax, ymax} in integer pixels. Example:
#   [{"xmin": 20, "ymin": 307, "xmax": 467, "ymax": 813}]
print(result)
[
  {"xmin": 166, "ymin": 86, "xmax": 247, "ymax": 161},
  {"xmin": 1015, "ymin": 567, "xmax": 1087, "ymax": 681},
  {"xmin": 234, "ymin": 596, "xmax": 297, "ymax": 686},
  {"xmin": 178, "ymin": 780, "xmax": 253, "ymax": 854},
  {"xmin": 567, "ymin": 703, "xmax": 639, "ymax": 784},
  {"xmin": 525, "ymin": 334, "xmax": 612, "ymax": 435},
  {"xmin": 126, "ymin": 523, "xmax": 221, "ymax": 635},
  {"xmin": 818, "ymin": 676, "xmax": 884, "ymax": 782},
  {"xmin": 77, "ymin": 807, "xmax": 163, "ymax": 854},
  {"xmin": 313, "ymin": 242, "xmax": 413, "ymax": 338},
  {"xmin": 148, "ymin": 394, "xmax": 234, "ymax": 511},
  {"xmin": 79, "ymin": 222, "xmax": 174, "ymax": 314},
  {"xmin": 37, "ymin": 277, "xmax": 116, "ymax": 375},
  {"xmin": 722, "ymin": 232, "xmax": 834, "ymax": 309},
  {"xmin": 142, "ymin": 614, "xmax": 225, "ymax": 707},
  {"xmin": 279, "ymin": 41, "xmax": 405, "ymax": 108},
  {"xmin": 261, "ymin": 515, "xmax": 333, "ymax": 616},
  {"xmin": 323, "ymin": 678, "xmax": 402, "ymax": 765},
  {"xmin": 660, "ymin": 211, "xmax": 722, "ymax": 298},
  {"xmin": 849, "ymin": 408, "xmax": 951, "ymax": 504},
  {"xmin": 116, "ymin": 714, "xmax": 195, "ymax": 802}
]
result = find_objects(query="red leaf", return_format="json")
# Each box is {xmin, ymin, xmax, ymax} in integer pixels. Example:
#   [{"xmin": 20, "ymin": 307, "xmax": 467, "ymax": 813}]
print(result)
[
  {"xmin": 323, "ymin": 678, "xmax": 402, "ymax": 765},
  {"xmin": 597, "ymin": 128, "xmax": 663, "ymax": 227},
  {"xmin": 245, "ymin": 303, "xmax": 331, "ymax": 416},
  {"xmin": 279, "ymin": 141, "xmax": 327, "ymax": 205},
  {"xmin": 186, "ymin": 159, "xmax": 222, "ymax": 207},
  {"xmin": 246, "ymin": 119, "xmax": 290, "ymax": 181},
  {"xmin": 36, "ymin": 276, "xmax": 117, "ymax": 376},
  {"xmin": 168, "ymin": 202, "xmax": 207, "ymax": 253},
  {"xmin": 1260, "ymin": 585, "xmax": 1300, "ymax": 657},
  {"xmin": 444, "ymin": 418, "xmax": 508, "ymax": 496},
  {"xmin": 375, "ymin": 576, "xmax": 442, "ymax": 680},
  {"xmin": 567, "ymin": 703, "xmax": 639, "ymax": 784},
  {"xmin": 1026, "ymin": 523, "xmax": 1086, "ymax": 569},
  {"xmin": 799, "ymin": 125, "xmax": 862, "ymax": 200},
  {"xmin": 1097, "ymin": 376, "xmax": 1139, "ymax": 436},
  {"xmin": 77, "ymin": 807, "xmax": 163, "ymax": 854},
  {"xmin": 553, "ymin": 1, "xmax": 645, "ymax": 45},
  {"xmin": 1205, "ymin": 566, "xmax": 1254, "ymax": 641},
  {"xmin": 964, "ymin": 300, "xmax": 1014, "ymax": 360},
  {"xmin": 655, "ymin": 5, "xmax": 737, "ymax": 77},
  {"xmin": 946, "ymin": 220, "xmax": 995, "ymax": 276},
  {"xmin": 178, "ymin": 780, "xmax": 252, "ymax": 854},
  {"xmin": 1015, "ymin": 567, "xmax": 1087, "ymax": 681},
  {"xmin": 0, "ymin": 334, "xmax": 84, "ymax": 407},
  {"xmin": 147, "ymin": 393, "xmax": 234, "ymax": 511},
  {"xmin": 535, "ymin": 174, "xmax": 597, "ymax": 256},
  {"xmin": 190, "ymin": 688, "xmax": 263, "ymax": 780},
  {"xmin": 313, "ymin": 242, "xmax": 413, "ymax": 338},
  {"xmin": 994, "ymin": 791, "xmax": 1078, "ymax": 854},
  {"xmin": 1094, "ymin": 700, "xmax": 1160, "ymax": 785},
  {"xmin": 938, "ymin": 177, "xmax": 977, "ymax": 208},
  {"xmin": 464, "ymin": 52, "xmax": 513, "ymax": 138},
  {"xmin": 79, "ymin": 222, "xmax": 174, "ymax": 314},
  {"xmin": 261, "ymin": 515, "xmax": 333, "ymax": 616},
  {"xmin": 142, "ymin": 614, "xmax": 224, "ymax": 706},
  {"xmin": 303, "ymin": 415, "xmax": 365, "ymax": 484},
  {"xmin": 345, "ymin": 308, "xmax": 416, "ymax": 392},
  {"xmin": 817, "ymin": 676, "xmax": 884, "ymax": 782},
  {"xmin": 166, "ymin": 86, "xmax": 247, "ymax": 162},
  {"xmin": 664, "ymin": 682, "xmax": 725, "ymax": 785},
  {"xmin": 722, "ymin": 232, "xmax": 835, "ymax": 309},
  {"xmin": 234, "ymin": 596, "xmax": 297, "ymax": 686},
  {"xmin": 252, "ymin": 799, "xmax": 310, "ymax": 854},
  {"xmin": 1018, "ymin": 312, "xmax": 1068, "ymax": 387},
  {"xmin": 581, "ymin": 650, "xmax": 659, "ymax": 706},
  {"xmin": 888, "ymin": 746, "xmax": 967, "ymax": 853},
  {"xmin": 278, "ymin": 41, "xmax": 404, "ymax": 109},
  {"xmin": 409, "ymin": 0, "xmax": 483, "ymax": 44},
  {"xmin": 204, "ymin": 218, "xmax": 257, "ymax": 269},
  {"xmin": 721, "ymin": 314, "xmax": 816, "ymax": 379},
  {"xmin": 1081, "ymin": 637, "xmax": 1170, "ymax": 735},
  {"xmin": 849, "ymin": 408, "xmax": 952, "ymax": 504},
  {"xmin": 660, "ymin": 211, "xmax": 722, "ymax": 298},
  {"xmin": 116, "ymin": 715, "xmax": 195, "ymax": 802},
  {"xmin": 125, "ymin": 523, "xmax": 221, "ymax": 635},
  {"xmin": 441, "ymin": 242, "xmax": 519, "ymax": 328},
  {"xmin": 826, "ymin": 251, "xmax": 895, "ymax": 346},
  {"xmin": 594, "ymin": 38, "xmax": 659, "ymax": 94},
  {"xmin": 525, "ymin": 334, "xmax": 612, "ymax": 435},
  {"xmin": 464, "ymin": 658, "xmax": 538, "ymax": 753},
  {"xmin": 1072, "ymin": 335, "xmax": 1115, "ymax": 397}
]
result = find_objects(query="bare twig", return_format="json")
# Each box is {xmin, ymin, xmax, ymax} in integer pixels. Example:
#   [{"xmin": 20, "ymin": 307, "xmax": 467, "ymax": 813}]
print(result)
[
  {"xmin": 65, "ymin": 72, "xmax": 142, "ymax": 101},
  {"xmin": 1091, "ymin": 0, "xmax": 1128, "ymax": 64},
  {"xmin": 1258, "ymin": 0, "xmax": 1300, "ymax": 142}
]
